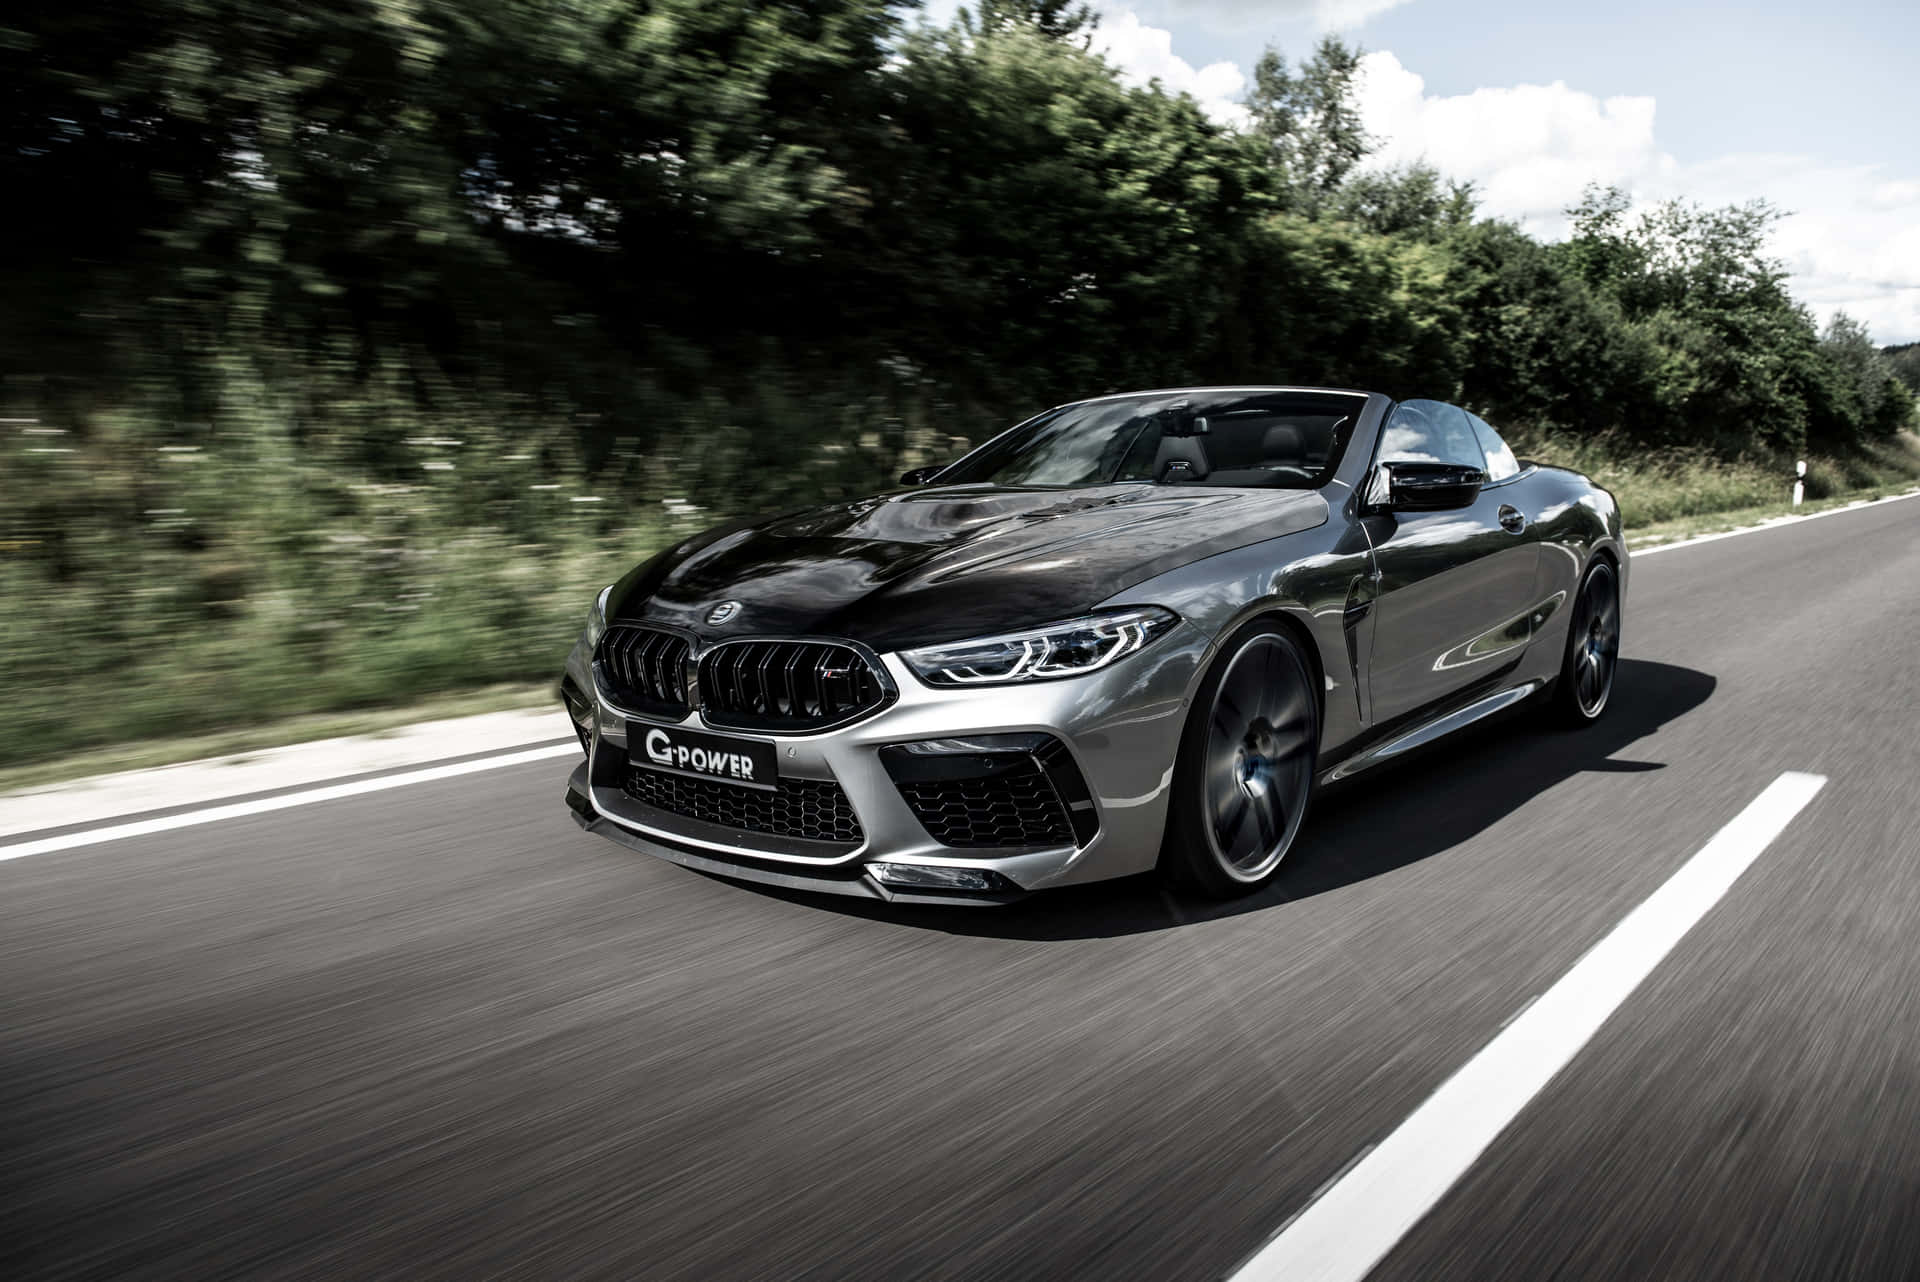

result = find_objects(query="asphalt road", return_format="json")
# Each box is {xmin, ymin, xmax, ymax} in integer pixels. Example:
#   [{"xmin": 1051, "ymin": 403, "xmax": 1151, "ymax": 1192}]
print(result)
[{"xmin": 4, "ymin": 498, "xmax": 1918, "ymax": 1281}]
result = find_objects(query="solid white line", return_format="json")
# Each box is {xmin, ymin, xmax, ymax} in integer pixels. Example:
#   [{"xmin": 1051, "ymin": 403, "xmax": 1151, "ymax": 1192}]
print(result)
[
  {"xmin": 0, "ymin": 706, "xmax": 575, "ymax": 839},
  {"xmin": 1633, "ymin": 487, "xmax": 1920, "ymax": 557},
  {"xmin": 1230, "ymin": 770, "xmax": 1827, "ymax": 1282},
  {"xmin": 0, "ymin": 743, "xmax": 581, "ymax": 863}
]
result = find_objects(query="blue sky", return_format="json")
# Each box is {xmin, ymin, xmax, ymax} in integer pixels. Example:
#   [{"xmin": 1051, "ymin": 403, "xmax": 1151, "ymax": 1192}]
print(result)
[{"xmin": 920, "ymin": 0, "xmax": 1920, "ymax": 342}]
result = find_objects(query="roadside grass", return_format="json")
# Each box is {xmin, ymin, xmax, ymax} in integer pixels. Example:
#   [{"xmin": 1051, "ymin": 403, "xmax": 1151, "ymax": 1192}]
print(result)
[
  {"xmin": 4, "ymin": 429, "xmax": 1916, "ymax": 791},
  {"xmin": 0, "ymin": 449, "xmax": 667, "ymax": 780},
  {"xmin": 1511, "ymin": 430, "xmax": 1920, "ymax": 529},
  {"xmin": 0, "ymin": 526, "xmax": 644, "ymax": 776},
  {"xmin": 1624, "ymin": 483, "xmax": 1920, "ymax": 549}
]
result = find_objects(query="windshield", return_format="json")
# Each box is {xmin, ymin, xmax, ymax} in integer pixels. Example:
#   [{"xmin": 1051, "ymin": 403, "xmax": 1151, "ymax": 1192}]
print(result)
[{"xmin": 936, "ymin": 391, "xmax": 1367, "ymax": 489}]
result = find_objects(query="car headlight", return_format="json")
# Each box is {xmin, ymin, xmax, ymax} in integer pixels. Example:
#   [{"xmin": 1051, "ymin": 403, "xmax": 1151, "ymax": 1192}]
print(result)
[
  {"xmin": 901, "ymin": 606, "xmax": 1179, "ymax": 686},
  {"xmin": 584, "ymin": 585, "xmax": 613, "ymax": 651}
]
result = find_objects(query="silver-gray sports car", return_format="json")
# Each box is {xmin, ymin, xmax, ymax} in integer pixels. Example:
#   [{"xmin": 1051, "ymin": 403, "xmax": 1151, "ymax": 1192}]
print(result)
[{"xmin": 560, "ymin": 387, "xmax": 1626, "ymax": 903}]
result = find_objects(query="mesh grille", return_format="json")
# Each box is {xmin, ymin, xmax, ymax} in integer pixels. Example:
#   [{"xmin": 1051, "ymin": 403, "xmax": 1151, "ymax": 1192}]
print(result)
[
  {"xmin": 596, "ymin": 626, "xmax": 692, "ymax": 718},
  {"xmin": 624, "ymin": 766, "xmax": 863, "ymax": 845},
  {"xmin": 698, "ymin": 640, "xmax": 889, "ymax": 732},
  {"xmin": 895, "ymin": 760, "xmax": 1075, "ymax": 848}
]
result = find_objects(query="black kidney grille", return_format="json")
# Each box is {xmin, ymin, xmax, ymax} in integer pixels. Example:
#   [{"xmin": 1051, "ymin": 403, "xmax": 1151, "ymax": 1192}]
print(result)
[
  {"xmin": 698, "ymin": 641, "xmax": 889, "ymax": 731},
  {"xmin": 895, "ymin": 759, "xmax": 1075, "ymax": 848},
  {"xmin": 624, "ymin": 766, "xmax": 863, "ymax": 845},
  {"xmin": 596, "ymin": 626, "xmax": 692, "ymax": 716}
]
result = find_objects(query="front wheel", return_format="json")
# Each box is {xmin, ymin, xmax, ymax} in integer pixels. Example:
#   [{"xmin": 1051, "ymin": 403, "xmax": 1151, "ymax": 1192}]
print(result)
[
  {"xmin": 1161, "ymin": 621, "xmax": 1320, "ymax": 898},
  {"xmin": 1548, "ymin": 557, "xmax": 1622, "ymax": 726}
]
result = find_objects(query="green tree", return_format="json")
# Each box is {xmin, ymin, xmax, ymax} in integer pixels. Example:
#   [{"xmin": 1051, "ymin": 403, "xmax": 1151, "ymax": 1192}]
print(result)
[
  {"xmin": 1445, "ymin": 220, "xmax": 1661, "ymax": 435},
  {"xmin": 1562, "ymin": 185, "xmax": 1644, "ymax": 292},
  {"xmin": 868, "ymin": 19, "xmax": 1259, "ymax": 404},
  {"xmin": 968, "ymin": 0, "xmax": 1097, "ymax": 42},
  {"xmin": 1558, "ymin": 186, "xmax": 1836, "ymax": 450},
  {"xmin": 1332, "ymin": 163, "xmax": 1477, "ymax": 240},
  {"xmin": 1245, "ymin": 36, "xmax": 1372, "ymax": 212},
  {"xmin": 1810, "ymin": 314, "xmax": 1916, "ymax": 442},
  {"xmin": 1221, "ymin": 215, "xmax": 1460, "ymax": 394},
  {"xmin": 1883, "ymin": 342, "xmax": 1920, "ymax": 396}
]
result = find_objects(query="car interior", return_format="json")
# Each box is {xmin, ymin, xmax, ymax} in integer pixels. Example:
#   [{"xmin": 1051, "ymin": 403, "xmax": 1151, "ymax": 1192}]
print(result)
[{"xmin": 1129, "ymin": 408, "xmax": 1351, "ymax": 486}]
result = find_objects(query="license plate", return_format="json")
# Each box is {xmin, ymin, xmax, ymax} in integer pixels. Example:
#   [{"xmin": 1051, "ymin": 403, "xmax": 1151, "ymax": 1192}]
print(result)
[{"xmin": 627, "ymin": 721, "xmax": 778, "ymax": 792}]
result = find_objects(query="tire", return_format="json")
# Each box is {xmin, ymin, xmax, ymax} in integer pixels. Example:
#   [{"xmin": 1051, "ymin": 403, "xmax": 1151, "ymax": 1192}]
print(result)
[
  {"xmin": 1548, "ymin": 556, "xmax": 1622, "ymax": 727},
  {"xmin": 1161, "ymin": 620, "xmax": 1320, "ymax": 898}
]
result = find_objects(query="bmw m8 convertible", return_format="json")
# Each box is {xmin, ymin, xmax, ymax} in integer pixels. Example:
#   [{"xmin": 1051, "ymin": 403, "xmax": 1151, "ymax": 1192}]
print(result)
[{"xmin": 560, "ymin": 388, "xmax": 1626, "ymax": 903}]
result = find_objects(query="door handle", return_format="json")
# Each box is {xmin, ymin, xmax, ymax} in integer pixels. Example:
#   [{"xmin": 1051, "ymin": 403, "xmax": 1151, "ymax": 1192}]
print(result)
[{"xmin": 1498, "ymin": 504, "xmax": 1526, "ymax": 533}]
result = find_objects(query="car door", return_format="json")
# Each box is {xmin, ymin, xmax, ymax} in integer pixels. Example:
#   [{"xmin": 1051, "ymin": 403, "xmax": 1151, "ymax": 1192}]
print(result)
[
  {"xmin": 1361, "ymin": 400, "xmax": 1542, "ymax": 727},
  {"xmin": 1466, "ymin": 406, "xmax": 1581, "ymax": 634}
]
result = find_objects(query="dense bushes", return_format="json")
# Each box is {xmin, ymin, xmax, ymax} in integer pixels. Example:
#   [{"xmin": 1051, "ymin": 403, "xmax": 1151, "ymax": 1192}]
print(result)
[
  {"xmin": 5, "ymin": 2, "xmax": 1912, "ymax": 463},
  {"xmin": 0, "ymin": 0, "xmax": 1914, "ymax": 765}
]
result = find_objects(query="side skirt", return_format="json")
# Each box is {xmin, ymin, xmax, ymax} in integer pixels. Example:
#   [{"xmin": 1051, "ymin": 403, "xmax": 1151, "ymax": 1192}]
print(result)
[{"xmin": 1318, "ymin": 679, "xmax": 1546, "ymax": 785}]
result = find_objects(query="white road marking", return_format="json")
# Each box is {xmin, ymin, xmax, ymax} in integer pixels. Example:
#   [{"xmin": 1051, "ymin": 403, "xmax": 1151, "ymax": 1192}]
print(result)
[
  {"xmin": 1230, "ymin": 770, "xmax": 1827, "ymax": 1282},
  {"xmin": 0, "ymin": 743, "xmax": 581, "ymax": 863},
  {"xmin": 0, "ymin": 706, "xmax": 574, "ymax": 838},
  {"xmin": 1632, "ymin": 487, "xmax": 1920, "ymax": 557}
]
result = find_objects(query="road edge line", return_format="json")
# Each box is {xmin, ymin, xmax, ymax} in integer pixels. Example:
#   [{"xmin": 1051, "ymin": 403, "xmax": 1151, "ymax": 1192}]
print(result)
[{"xmin": 0, "ymin": 743, "xmax": 582, "ymax": 863}]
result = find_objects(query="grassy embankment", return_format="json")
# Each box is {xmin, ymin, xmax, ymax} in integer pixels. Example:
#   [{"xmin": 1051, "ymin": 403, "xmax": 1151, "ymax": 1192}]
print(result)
[
  {"xmin": 3, "ymin": 430, "xmax": 1915, "ymax": 790},
  {"xmin": 1508, "ymin": 429, "xmax": 1920, "ymax": 536}
]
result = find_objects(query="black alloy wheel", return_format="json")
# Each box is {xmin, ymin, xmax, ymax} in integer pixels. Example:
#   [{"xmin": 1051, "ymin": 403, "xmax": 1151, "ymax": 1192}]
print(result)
[
  {"xmin": 1551, "ymin": 557, "xmax": 1621, "ymax": 725},
  {"xmin": 1163, "ymin": 620, "xmax": 1320, "ymax": 897}
]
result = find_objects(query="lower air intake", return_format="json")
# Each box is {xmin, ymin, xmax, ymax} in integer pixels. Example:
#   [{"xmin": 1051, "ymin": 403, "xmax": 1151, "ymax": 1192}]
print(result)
[
  {"xmin": 624, "ymin": 766, "xmax": 863, "ymax": 846},
  {"xmin": 879, "ymin": 734, "xmax": 1095, "ymax": 849},
  {"xmin": 893, "ymin": 766, "xmax": 1075, "ymax": 847}
]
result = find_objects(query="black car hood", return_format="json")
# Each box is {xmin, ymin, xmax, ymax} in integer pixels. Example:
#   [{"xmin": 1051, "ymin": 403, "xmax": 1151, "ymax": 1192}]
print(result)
[{"xmin": 609, "ymin": 483, "xmax": 1329, "ymax": 650}]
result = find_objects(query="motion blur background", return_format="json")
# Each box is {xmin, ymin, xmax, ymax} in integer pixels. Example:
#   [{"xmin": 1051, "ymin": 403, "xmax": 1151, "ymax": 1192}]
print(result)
[{"xmin": 3, "ymin": 0, "xmax": 1916, "ymax": 774}]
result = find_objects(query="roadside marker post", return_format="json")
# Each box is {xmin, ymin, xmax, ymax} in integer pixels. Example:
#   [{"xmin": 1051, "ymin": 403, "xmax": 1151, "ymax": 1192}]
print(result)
[{"xmin": 1793, "ymin": 459, "xmax": 1806, "ymax": 508}]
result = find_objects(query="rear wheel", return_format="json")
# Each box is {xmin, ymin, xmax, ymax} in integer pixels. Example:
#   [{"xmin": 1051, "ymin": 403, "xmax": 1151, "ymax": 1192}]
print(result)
[
  {"xmin": 1161, "ymin": 621, "xmax": 1320, "ymax": 898},
  {"xmin": 1549, "ymin": 557, "xmax": 1621, "ymax": 726}
]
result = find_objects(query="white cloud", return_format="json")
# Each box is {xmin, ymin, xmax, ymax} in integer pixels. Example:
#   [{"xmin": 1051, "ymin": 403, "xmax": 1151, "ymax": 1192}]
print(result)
[
  {"xmin": 1094, "ymin": 10, "xmax": 1251, "ymax": 128},
  {"xmin": 1355, "ymin": 51, "xmax": 1672, "ymax": 234},
  {"xmin": 1734, "ymin": 164, "xmax": 1920, "ymax": 342},
  {"xmin": 1351, "ymin": 51, "xmax": 1920, "ymax": 343},
  {"xmin": 1158, "ymin": 0, "xmax": 1415, "ymax": 32},
  {"xmin": 1870, "ymin": 179, "xmax": 1920, "ymax": 211},
  {"xmin": 1311, "ymin": 0, "xmax": 1413, "ymax": 29}
]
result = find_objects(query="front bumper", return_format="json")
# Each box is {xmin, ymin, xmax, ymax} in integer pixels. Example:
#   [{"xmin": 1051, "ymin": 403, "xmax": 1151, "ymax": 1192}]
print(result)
[
  {"xmin": 566, "ymin": 763, "xmax": 1028, "ymax": 905},
  {"xmin": 562, "ymin": 623, "xmax": 1210, "ymax": 901}
]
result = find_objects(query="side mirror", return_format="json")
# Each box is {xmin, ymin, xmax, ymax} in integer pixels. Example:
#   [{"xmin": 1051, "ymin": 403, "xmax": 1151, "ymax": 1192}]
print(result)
[
  {"xmin": 899, "ymin": 465, "xmax": 943, "ymax": 487},
  {"xmin": 1376, "ymin": 461, "xmax": 1485, "ymax": 512}
]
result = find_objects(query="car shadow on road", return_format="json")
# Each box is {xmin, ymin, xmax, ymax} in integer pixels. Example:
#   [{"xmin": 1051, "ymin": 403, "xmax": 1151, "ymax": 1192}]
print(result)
[{"xmin": 722, "ymin": 658, "xmax": 1715, "ymax": 940}]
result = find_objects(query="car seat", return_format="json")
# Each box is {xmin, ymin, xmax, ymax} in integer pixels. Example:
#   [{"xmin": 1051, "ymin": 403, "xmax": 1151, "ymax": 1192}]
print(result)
[{"xmin": 1151, "ymin": 432, "xmax": 1212, "ymax": 483}]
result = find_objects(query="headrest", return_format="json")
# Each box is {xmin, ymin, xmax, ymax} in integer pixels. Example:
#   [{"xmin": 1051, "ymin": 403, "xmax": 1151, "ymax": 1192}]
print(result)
[
  {"xmin": 1262, "ymin": 423, "xmax": 1303, "ymax": 459},
  {"xmin": 1152, "ymin": 433, "xmax": 1211, "ymax": 482}
]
